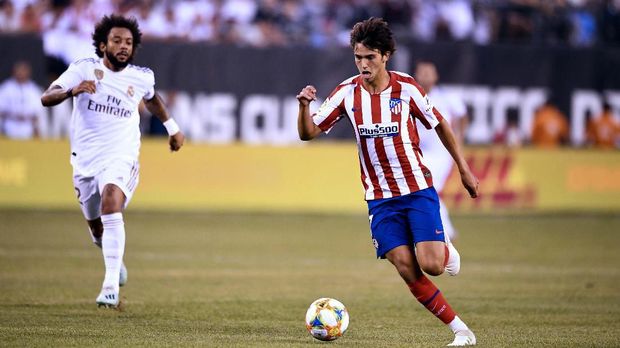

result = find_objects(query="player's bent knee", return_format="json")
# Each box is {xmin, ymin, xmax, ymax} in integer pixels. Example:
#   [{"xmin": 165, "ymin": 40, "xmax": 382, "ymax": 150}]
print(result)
[
  {"xmin": 416, "ymin": 253, "xmax": 444, "ymax": 276},
  {"xmin": 101, "ymin": 184, "xmax": 125, "ymax": 214},
  {"xmin": 419, "ymin": 260, "xmax": 445, "ymax": 276},
  {"xmin": 415, "ymin": 242, "xmax": 447, "ymax": 276}
]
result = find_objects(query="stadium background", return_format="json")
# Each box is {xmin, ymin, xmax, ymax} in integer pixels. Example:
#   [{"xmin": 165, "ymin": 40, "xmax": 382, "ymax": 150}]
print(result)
[
  {"xmin": 1, "ymin": 33, "xmax": 619, "ymax": 213},
  {"xmin": 1, "ymin": 1, "xmax": 620, "ymax": 347}
]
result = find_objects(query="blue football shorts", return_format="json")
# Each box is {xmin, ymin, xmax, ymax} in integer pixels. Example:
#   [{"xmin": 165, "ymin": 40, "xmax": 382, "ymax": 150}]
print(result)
[{"xmin": 367, "ymin": 187, "xmax": 445, "ymax": 259}]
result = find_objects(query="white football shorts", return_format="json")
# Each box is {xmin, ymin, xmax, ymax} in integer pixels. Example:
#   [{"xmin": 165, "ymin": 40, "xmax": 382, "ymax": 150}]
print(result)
[{"xmin": 72, "ymin": 159, "xmax": 140, "ymax": 220}]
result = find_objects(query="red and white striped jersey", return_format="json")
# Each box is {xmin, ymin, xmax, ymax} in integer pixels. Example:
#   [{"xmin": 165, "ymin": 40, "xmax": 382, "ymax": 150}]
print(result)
[{"xmin": 312, "ymin": 71, "xmax": 444, "ymax": 201}]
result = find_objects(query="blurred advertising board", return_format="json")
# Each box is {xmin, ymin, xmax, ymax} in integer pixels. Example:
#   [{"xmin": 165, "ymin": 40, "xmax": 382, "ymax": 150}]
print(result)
[
  {"xmin": 1, "ymin": 139, "xmax": 618, "ymax": 214},
  {"xmin": 441, "ymin": 147, "xmax": 620, "ymax": 213}
]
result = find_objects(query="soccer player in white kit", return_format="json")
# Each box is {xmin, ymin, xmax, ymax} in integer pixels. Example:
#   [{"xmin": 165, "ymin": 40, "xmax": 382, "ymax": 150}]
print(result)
[
  {"xmin": 415, "ymin": 61, "xmax": 468, "ymax": 239},
  {"xmin": 41, "ymin": 15, "xmax": 185, "ymax": 309},
  {"xmin": 0, "ymin": 61, "xmax": 44, "ymax": 139},
  {"xmin": 297, "ymin": 18, "xmax": 478, "ymax": 346}
]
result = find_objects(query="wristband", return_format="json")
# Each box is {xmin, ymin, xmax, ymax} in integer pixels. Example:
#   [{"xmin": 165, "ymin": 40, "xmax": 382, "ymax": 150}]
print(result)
[
  {"xmin": 66, "ymin": 88, "xmax": 73, "ymax": 98},
  {"xmin": 163, "ymin": 118, "xmax": 180, "ymax": 135}
]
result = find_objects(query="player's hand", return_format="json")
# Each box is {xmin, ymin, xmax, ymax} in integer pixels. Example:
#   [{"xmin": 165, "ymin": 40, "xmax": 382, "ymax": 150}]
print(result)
[
  {"xmin": 72, "ymin": 80, "xmax": 97, "ymax": 96},
  {"xmin": 169, "ymin": 132, "xmax": 185, "ymax": 152},
  {"xmin": 296, "ymin": 85, "xmax": 317, "ymax": 106},
  {"xmin": 460, "ymin": 169, "xmax": 479, "ymax": 198}
]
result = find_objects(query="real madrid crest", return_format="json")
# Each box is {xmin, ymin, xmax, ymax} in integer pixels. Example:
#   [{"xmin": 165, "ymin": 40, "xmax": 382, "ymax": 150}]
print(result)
[
  {"xmin": 94, "ymin": 69, "xmax": 104, "ymax": 81},
  {"xmin": 127, "ymin": 86, "xmax": 134, "ymax": 97}
]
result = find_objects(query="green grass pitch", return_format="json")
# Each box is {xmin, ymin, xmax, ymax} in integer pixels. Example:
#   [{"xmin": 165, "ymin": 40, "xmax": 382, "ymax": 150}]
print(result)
[{"xmin": 1, "ymin": 210, "xmax": 619, "ymax": 347}]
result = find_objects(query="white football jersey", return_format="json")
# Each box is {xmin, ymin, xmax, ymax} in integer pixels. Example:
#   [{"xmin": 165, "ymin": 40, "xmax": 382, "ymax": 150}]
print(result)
[{"xmin": 52, "ymin": 57, "xmax": 155, "ymax": 176}]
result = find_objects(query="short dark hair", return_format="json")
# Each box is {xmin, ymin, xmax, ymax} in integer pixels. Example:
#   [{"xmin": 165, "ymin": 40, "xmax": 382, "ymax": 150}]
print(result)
[
  {"xmin": 350, "ymin": 17, "xmax": 396, "ymax": 56},
  {"xmin": 92, "ymin": 15, "xmax": 142, "ymax": 58}
]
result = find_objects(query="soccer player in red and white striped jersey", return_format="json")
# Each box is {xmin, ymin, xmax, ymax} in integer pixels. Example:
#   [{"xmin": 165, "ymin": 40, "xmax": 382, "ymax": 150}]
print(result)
[{"xmin": 297, "ymin": 18, "xmax": 479, "ymax": 346}]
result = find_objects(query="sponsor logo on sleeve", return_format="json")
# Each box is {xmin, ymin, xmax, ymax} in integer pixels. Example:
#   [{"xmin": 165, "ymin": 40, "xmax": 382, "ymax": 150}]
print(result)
[
  {"xmin": 317, "ymin": 98, "xmax": 330, "ymax": 115},
  {"xmin": 424, "ymin": 95, "xmax": 432, "ymax": 113},
  {"xmin": 357, "ymin": 122, "xmax": 400, "ymax": 138}
]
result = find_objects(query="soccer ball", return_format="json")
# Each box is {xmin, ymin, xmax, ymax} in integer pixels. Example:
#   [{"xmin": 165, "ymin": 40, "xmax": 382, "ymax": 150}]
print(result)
[{"xmin": 305, "ymin": 298, "xmax": 349, "ymax": 341}]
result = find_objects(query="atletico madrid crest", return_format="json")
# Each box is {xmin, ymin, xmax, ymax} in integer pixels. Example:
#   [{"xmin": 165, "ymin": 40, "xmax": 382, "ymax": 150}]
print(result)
[{"xmin": 389, "ymin": 98, "xmax": 402, "ymax": 114}]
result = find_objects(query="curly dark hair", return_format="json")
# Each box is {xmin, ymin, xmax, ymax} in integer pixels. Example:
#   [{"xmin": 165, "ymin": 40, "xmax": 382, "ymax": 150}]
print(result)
[
  {"xmin": 350, "ymin": 17, "xmax": 396, "ymax": 56},
  {"xmin": 92, "ymin": 15, "xmax": 142, "ymax": 58}
]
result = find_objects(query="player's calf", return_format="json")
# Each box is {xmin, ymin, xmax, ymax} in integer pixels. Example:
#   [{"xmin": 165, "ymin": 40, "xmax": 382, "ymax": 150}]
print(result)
[
  {"xmin": 87, "ymin": 219, "xmax": 103, "ymax": 241},
  {"xmin": 419, "ymin": 258, "xmax": 446, "ymax": 276},
  {"xmin": 86, "ymin": 227, "xmax": 128, "ymax": 287},
  {"xmin": 386, "ymin": 245, "xmax": 423, "ymax": 284}
]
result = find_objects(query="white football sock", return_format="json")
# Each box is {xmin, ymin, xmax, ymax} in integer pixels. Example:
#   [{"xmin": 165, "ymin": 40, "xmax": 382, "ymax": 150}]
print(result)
[
  {"xmin": 101, "ymin": 213, "xmax": 125, "ymax": 291},
  {"xmin": 448, "ymin": 316, "xmax": 469, "ymax": 333}
]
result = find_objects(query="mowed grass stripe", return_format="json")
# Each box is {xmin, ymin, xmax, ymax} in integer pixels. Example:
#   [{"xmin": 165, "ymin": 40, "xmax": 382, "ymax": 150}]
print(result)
[{"xmin": 1, "ymin": 210, "xmax": 619, "ymax": 347}]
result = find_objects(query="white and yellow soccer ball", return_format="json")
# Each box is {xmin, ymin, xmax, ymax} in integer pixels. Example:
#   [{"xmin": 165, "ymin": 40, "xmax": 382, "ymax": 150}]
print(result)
[{"xmin": 305, "ymin": 298, "xmax": 349, "ymax": 341}]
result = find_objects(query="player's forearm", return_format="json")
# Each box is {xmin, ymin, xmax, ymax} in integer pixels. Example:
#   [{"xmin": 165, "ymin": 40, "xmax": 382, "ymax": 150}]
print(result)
[
  {"xmin": 144, "ymin": 93, "xmax": 170, "ymax": 123},
  {"xmin": 41, "ymin": 86, "xmax": 71, "ymax": 107},
  {"xmin": 145, "ymin": 93, "xmax": 183, "ymax": 138},
  {"xmin": 297, "ymin": 104, "xmax": 320, "ymax": 141}
]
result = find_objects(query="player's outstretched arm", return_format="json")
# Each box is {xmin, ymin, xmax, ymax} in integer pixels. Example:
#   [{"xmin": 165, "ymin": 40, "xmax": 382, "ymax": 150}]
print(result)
[
  {"xmin": 296, "ymin": 85, "xmax": 323, "ymax": 141},
  {"xmin": 144, "ymin": 93, "xmax": 185, "ymax": 152},
  {"xmin": 435, "ymin": 118, "xmax": 479, "ymax": 198},
  {"xmin": 41, "ymin": 81, "xmax": 96, "ymax": 107}
]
